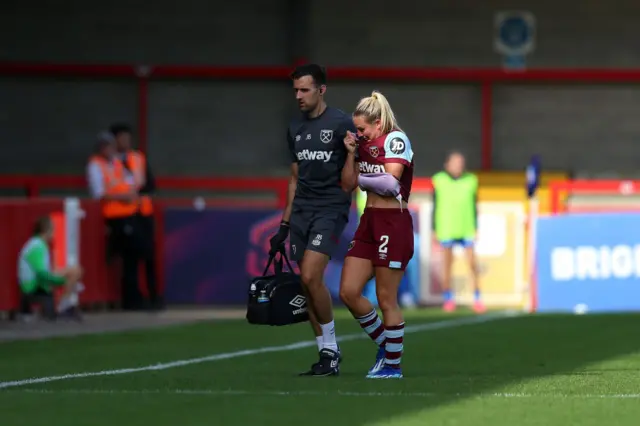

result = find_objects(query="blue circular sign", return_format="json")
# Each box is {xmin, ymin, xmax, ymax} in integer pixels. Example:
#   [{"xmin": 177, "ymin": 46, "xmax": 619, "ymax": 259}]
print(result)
[{"xmin": 499, "ymin": 16, "xmax": 531, "ymax": 49}]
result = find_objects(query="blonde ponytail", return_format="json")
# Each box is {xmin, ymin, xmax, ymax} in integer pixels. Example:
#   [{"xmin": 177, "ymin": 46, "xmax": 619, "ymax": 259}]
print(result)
[{"xmin": 354, "ymin": 90, "xmax": 402, "ymax": 133}]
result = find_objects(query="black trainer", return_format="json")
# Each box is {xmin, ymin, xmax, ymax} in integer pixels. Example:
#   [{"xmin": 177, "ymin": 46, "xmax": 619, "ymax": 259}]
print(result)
[
  {"xmin": 58, "ymin": 306, "xmax": 83, "ymax": 322},
  {"xmin": 299, "ymin": 348, "xmax": 340, "ymax": 377}
]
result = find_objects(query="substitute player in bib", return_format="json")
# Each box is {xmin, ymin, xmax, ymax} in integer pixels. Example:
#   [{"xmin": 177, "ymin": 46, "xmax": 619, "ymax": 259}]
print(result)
[
  {"xmin": 339, "ymin": 91, "xmax": 415, "ymax": 379},
  {"xmin": 269, "ymin": 64, "xmax": 356, "ymax": 376},
  {"xmin": 432, "ymin": 151, "xmax": 485, "ymax": 313}
]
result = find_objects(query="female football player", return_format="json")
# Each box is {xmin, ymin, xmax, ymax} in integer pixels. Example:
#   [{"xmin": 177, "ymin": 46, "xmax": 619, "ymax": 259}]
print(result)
[{"xmin": 339, "ymin": 91, "xmax": 415, "ymax": 379}]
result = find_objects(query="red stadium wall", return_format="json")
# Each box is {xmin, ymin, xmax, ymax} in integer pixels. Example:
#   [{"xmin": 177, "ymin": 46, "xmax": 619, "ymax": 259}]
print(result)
[
  {"xmin": 0, "ymin": 176, "xmax": 292, "ymax": 313},
  {"xmin": 0, "ymin": 176, "xmax": 436, "ymax": 313},
  {"xmin": 0, "ymin": 199, "xmax": 118, "ymax": 312},
  {"xmin": 0, "ymin": 62, "xmax": 632, "ymax": 312},
  {"xmin": 0, "ymin": 195, "xmax": 285, "ymax": 313},
  {"xmin": 3, "ymin": 63, "xmax": 640, "ymax": 170}
]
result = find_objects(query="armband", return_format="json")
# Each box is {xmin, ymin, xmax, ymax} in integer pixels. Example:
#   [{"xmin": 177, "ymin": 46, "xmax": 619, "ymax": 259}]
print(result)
[{"xmin": 358, "ymin": 173, "xmax": 401, "ymax": 197}]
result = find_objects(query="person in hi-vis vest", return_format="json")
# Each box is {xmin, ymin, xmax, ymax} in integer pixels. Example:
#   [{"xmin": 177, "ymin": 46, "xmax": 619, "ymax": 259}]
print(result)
[
  {"xmin": 111, "ymin": 123, "xmax": 162, "ymax": 310},
  {"xmin": 87, "ymin": 131, "xmax": 145, "ymax": 310},
  {"xmin": 431, "ymin": 151, "xmax": 485, "ymax": 314}
]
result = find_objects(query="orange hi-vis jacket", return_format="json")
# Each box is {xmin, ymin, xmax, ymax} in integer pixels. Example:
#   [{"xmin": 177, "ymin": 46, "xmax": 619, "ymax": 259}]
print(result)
[
  {"xmin": 124, "ymin": 150, "xmax": 154, "ymax": 216},
  {"xmin": 89, "ymin": 155, "xmax": 138, "ymax": 219}
]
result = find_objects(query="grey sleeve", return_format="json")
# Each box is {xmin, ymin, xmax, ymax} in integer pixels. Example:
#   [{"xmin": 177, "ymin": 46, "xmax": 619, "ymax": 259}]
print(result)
[
  {"xmin": 337, "ymin": 116, "xmax": 356, "ymax": 140},
  {"xmin": 338, "ymin": 116, "xmax": 357, "ymax": 158},
  {"xmin": 287, "ymin": 128, "xmax": 297, "ymax": 163},
  {"xmin": 86, "ymin": 162, "xmax": 104, "ymax": 199},
  {"xmin": 345, "ymin": 117, "xmax": 357, "ymax": 135},
  {"xmin": 348, "ymin": 119, "xmax": 358, "ymax": 160}
]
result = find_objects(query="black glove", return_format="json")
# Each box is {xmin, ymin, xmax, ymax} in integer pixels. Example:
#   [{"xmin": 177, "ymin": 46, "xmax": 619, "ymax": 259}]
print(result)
[{"xmin": 269, "ymin": 221, "xmax": 290, "ymax": 255}]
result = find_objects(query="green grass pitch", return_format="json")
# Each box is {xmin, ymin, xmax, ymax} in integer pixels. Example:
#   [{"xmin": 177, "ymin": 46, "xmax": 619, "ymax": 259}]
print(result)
[{"xmin": 1, "ymin": 309, "xmax": 640, "ymax": 426}]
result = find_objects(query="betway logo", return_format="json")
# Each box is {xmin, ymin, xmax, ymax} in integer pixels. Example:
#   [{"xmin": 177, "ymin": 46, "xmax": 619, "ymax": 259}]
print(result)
[
  {"xmin": 297, "ymin": 150, "xmax": 333, "ymax": 162},
  {"xmin": 359, "ymin": 162, "xmax": 385, "ymax": 173}
]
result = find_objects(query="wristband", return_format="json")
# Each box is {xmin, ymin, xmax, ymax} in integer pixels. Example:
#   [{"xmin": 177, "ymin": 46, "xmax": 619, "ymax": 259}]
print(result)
[{"xmin": 280, "ymin": 220, "xmax": 290, "ymax": 227}]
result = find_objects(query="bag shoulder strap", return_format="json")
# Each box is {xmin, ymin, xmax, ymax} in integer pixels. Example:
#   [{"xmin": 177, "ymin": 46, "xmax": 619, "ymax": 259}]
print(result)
[
  {"xmin": 279, "ymin": 250, "xmax": 295, "ymax": 273},
  {"xmin": 261, "ymin": 248, "xmax": 295, "ymax": 276}
]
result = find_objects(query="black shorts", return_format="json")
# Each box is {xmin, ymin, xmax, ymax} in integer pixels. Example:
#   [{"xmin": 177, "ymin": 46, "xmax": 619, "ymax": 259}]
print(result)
[
  {"xmin": 289, "ymin": 208, "xmax": 348, "ymax": 262},
  {"xmin": 21, "ymin": 288, "xmax": 55, "ymax": 318}
]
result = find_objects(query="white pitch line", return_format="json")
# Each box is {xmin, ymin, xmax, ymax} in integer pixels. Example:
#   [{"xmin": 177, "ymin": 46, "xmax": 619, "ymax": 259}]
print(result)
[
  {"xmin": 0, "ymin": 312, "xmax": 517, "ymax": 390},
  {"xmin": 8, "ymin": 388, "xmax": 640, "ymax": 400}
]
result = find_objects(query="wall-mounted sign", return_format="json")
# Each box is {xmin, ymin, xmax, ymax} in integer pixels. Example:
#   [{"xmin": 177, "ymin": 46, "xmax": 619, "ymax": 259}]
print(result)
[{"xmin": 494, "ymin": 11, "xmax": 536, "ymax": 70}]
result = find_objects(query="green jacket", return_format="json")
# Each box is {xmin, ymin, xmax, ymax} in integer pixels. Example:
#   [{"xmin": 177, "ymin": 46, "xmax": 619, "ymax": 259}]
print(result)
[{"xmin": 18, "ymin": 237, "xmax": 65, "ymax": 294}]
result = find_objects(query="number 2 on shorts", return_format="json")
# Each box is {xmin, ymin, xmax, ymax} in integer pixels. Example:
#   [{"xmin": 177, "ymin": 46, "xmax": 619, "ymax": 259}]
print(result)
[{"xmin": 379, "ymin": 235, "xmax": 390, "ymax": 254}]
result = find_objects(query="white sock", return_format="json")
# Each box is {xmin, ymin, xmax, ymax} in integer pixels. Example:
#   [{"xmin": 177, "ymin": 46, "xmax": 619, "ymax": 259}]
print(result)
[
  {"xmin": 57, "ymin": 296, "xmax": 70, "ymax": 313},
  {"xmin": 316, "ymin": 336, "xmax": 323, "ymax": 351},
  {"xmin": 57, "ymin": 285, "xmax": 82, "ymax": 313},
  {"xmin": 320, "ymin": 320, "xmax": 338, "ymax": 352},
  {"xmin": 57, "ymin": 293, "xmax": 78, "ymax": 313}
]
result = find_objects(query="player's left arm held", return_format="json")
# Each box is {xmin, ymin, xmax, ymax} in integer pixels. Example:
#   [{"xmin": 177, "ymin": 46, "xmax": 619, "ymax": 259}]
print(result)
[
  {"xmin": 357, "ymin": 131, "xmax": 412, "ymax": 197},
  {"xmin": 358, "ymin": 171, "xmax": 401, "ymax": 198},
  {"xmin": 383, "ymin": 162, "xmax": 405, "ymax": 180}
]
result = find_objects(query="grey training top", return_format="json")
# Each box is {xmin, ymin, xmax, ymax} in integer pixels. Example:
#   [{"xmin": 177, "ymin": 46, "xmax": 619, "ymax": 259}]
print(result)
[{"xmin": 287, "ymin": 106, "xmax": 356, "ymax": 214}]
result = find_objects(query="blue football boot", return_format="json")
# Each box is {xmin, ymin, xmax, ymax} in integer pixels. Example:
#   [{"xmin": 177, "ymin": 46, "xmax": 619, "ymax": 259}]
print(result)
[
  {"xmin": 367, "ymin": 346, "xmax": 386, "ymax": 375},
  {"xmin": 366, "ymin": 365, "xmax": 403, "ymax": 379}
]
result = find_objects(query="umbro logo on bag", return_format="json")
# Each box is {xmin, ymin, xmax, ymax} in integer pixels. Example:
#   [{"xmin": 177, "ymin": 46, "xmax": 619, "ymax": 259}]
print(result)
[
  {"xmin": 289, "ymin": 295, "xmax": 306, "ymax": 308},
  {"xmin": 289, "ymin": 295, "xmax": 308, "ymax": 315}
]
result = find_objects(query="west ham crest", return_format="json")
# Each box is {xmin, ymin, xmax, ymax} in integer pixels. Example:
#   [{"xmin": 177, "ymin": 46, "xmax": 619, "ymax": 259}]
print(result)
[
  {"xmin": 369, "ymin": 146, "xmax": 379, "ymax": 158},
  {"xmin": 320, "ymin": 129, "xmax": 333, "ymax": 143}
]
